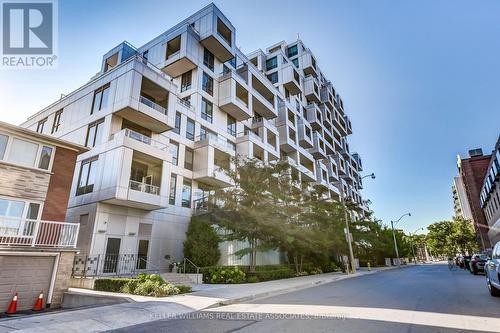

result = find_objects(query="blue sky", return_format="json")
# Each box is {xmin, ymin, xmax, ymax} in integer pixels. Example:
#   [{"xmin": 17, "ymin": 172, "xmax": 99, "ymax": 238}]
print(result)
[{"xmin": 0, "ymin": 0, "xmax": 499, "ymax": 233}]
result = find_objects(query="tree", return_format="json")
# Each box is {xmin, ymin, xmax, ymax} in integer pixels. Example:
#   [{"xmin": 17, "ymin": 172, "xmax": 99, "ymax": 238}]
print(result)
[
  {"xmin": 425, "ymin": 217, "xmax": 478, "ymax": 257},
  {"xmin": 183, "ymin": 217, "xmax": 221, "ymax": 267},
  {"xmin": 449, "ymin": 216, "xmax": 478, "ymax": 254}
]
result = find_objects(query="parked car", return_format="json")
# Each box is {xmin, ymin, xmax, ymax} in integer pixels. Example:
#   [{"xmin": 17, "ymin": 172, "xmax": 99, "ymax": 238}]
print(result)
[
  {"xmin": 485, "ymin": 241, "xmax": 500, "ymax": 297},
  {"xmin": 469, "ymin": 254, "xmax": 488, "ymax": 275},
  {"xmin": 462, "ymin": 255, "xmax": 472, "ymax": 270}
]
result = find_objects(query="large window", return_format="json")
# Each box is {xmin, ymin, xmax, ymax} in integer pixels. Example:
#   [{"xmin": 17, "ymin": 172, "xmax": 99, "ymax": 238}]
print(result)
[
  {"xmin": 91, "ymin": 84, "xmax": 110, "ymax": 114},
  {"xmin": 182, "ymin": 179, "xmax": 192, "ymax": 208},
  {"xmin": 8, "ymin": 138, "xmax": 39, "ymax": 167},
  {"xmin": 203, "ymin": 48, "xmax": 214, "ymax": 71},
  {"xmin": 85, "ymin": 118, "xmax": 105, "ymax": 148},
  {"xmin": 202, "ymin": 72, "xmax": 213, "ymax": 95},
  {"xmin": 51, "ymin": 110, "xmax": 63, "ymax": 134},
  {"xmin": 184, "ymin": 147, "xmax": 193, "ymax": 171},
  {"xmin": 201, "ymin": 98, "xmax": 213, "ymax": 123},
  {"xmin": 227, "ymin": 115, "xmax": 236, "ymax": 136},
  {"xmin": 266, "ymin": 56, "xmax": 278, "ymax": 71},
  {"xmin": 76, "ymin": 157, "xmax": 98, "ymax": 196},
  {"xmin": 36, "ymin": 118, "xmax": 47, "ymax": 133},
  {"xmin": 169, "ymin": 174, "xmax": 177, "ymax": 205},
  {"xmin": 170, "ymin": 141, "xmax": 179, "ymax": 166},
  {"xmin": 292, "ymin": 58, "xmax": 299, "ymax": 68},
  {"xmin": 287, "ymin": 45, "xmax": 298, "ymax": 58},
  {"xmin": 267, "ymin": 72, "xmax": 278, "ymax": 84},
  {"xmin": 181, "ymin": 71, "xmax": 192, "ymax": 92},
  {"xmin": 186, "ymin": 118, "xmax": 195, "ymax": 141},
  {"xmin": 173, "ymin": 112, "xmax": 181, "ymax": 134},
  {"xmin": 0, "ymin": 134, "xmax": 7, "ymax": 159},
  {"xmin": 38, "ymin": 146, "xmax": 53, "ymax": 170}
]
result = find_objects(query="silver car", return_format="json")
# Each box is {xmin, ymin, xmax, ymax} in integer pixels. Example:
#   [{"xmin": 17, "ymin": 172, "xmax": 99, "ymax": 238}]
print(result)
[{"xmin": 485, "ymin": 241, "xmax": 500, "ymax": 296}]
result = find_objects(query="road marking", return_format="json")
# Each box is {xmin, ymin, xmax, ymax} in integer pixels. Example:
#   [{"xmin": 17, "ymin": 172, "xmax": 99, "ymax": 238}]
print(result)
[{"xmin": 207, "ymin": 303, "xmax": 500, "ymax": 332}]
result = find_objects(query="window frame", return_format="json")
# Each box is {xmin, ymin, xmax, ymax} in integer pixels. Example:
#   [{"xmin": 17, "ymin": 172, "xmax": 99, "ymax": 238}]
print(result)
[
  {"xmin": 91, "ymin": 84, "xmax": 110, "ymax": 114},
  {"xmin": 85, "ymin": 118, "xmax": 105, "ymax": 148},
  {"xmin": 181, "ymin": 178, "xmax": 192, "ymax": 208},
  {"xmin": 36, "ymin": 118, "xmax": 47, "ymax": 134},
  {"xmin": 186, "ymin": 118, "xmax": 195, "ymax": 141},
  {"xmin": 76, "ymin": 156, "xmax": 98, "ymax": 196},
  {"xmin": 201, "ymin": 97, "xmax": 213, "ymax": 123},
  {"xmin": 203, "ymin": 48, "xmax": 214, "ymax": 71},
  {"xmin": 51, "ymin": 109, "xmax": 63, "ymax": 134},
  {"xmin": 169, "ymin": 174, "xmax": 177, "ymax": 205},
  {"xmin": 181, "ymin": 70, "xmax": 192, "ymax": 92},
  {"xmin": 184, "ymin": 147, "xmax": 194, "ymax": 171},
  {"xmin": 202, "ymin": 71, "xmax": 214, "ymax": 96}
]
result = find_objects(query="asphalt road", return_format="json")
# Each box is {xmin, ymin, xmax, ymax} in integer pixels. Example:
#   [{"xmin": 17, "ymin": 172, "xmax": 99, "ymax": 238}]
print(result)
[{"xmin": 109, "ymin": 263, "xmax": 500, "ymax": 333}]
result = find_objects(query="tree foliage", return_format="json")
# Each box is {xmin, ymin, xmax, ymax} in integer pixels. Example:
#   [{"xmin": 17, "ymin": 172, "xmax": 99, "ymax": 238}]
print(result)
[
  {"xmin": 426, "ymin": 216, "xmax": 478, "ymax": 256},
  {"xmin": 183, "ymin": 217, "xmax": 221, "ymax": 267}
]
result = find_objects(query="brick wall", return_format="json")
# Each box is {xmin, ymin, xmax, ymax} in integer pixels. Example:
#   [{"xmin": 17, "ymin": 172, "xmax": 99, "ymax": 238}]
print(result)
[
  {"xmin": 0, "ymin": 163, "xmax": 50, "ymax": 201},
  {"xmin": 460, "ymin": 155, "xmax": 492, "ymax": 249},
  {"xmin": 51, "ymin": 251, "xmax": 76, "ymax": 307},
  {"xmin": 41, "ymin": 147, "xmax": 78, "ymax": 222}
]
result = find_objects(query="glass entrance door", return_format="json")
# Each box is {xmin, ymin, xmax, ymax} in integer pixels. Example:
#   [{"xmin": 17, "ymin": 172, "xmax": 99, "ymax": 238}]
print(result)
[
  {"xmin": 103, "ymin": 237, "xmax": 121, "ymax": 273},
  {"xmin": 136, "ymin": 239, "xmax": 149, "ymax": 269}
]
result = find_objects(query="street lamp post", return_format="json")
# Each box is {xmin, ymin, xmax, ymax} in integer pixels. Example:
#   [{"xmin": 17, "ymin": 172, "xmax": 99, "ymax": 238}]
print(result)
[
  {"xmin": 390, "ymin": 213, "xmax": 411, "ymax": 268},
  {"xmin": 339, "ymin": 173, "xmax": 375, "ymax": 275},
  {"xmin": 409, "ymin": 227, "xmax": 424, "ymax": 264}
]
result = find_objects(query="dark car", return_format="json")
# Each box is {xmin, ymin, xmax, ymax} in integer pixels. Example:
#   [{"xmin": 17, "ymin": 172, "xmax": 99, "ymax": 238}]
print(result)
[
  {"xmin": 469, "ymin": 254, "xmax": 488, "ymax": 275},
  {"xmin": 462, "ymin": 255, "xmax": 472, "ymax": 270}
]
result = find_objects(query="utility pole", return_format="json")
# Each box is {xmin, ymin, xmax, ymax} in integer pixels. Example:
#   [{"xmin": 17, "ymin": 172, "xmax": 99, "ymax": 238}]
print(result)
[{"xmin": 390, "ymin": 213, "xmax": 411, "ymax": 267}]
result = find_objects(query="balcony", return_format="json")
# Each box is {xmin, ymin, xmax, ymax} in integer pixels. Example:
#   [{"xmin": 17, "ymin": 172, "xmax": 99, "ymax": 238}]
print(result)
[
  {"xmin": 300, "ymin": 51, "xmax": 318, "ymax": 77},
  {"xmin": 236, "ymin": 129, "xmax": 279, "ymax": 161},
  {"xmin": 219, "ymin": 69, "xmax": 252, "ymax": 121},
  {"xmin": 251, "ymin": 72, "xmax": 277, "ymax": 119},
  {"xmin": 310, "ymin": 132, "xmax": 328, "ymax": 160},
  {"xmin": 194, "ymin": 132, "xmax": 236, "ymax": 156},
  {"xmin": 297, "ymin": 119, "xmax": 313, "ymax": 149},
  {"xmin": 324, "ymin": 157, "xmax": 339, "ymax": 182},
  {"xmin": 0, "ymin": 217, "xmax": 79, "ymax": 248},
  {"xmin": 278, "ymin": 125, "xmax": 298, "ymax": 153},
  {"xmin": 193, "ymin": 143, "xmax": 234, "ymax": 188},
  {"xmin": 115, "ymin": 72, "xmax": 175, "ymax": 133},
  {"xmin": 110, "ymin": 128, "xmax": 169, "ymax": 161},
  {"xmin": 298, "ymin": 150, "xmax": 316, "ymax": 182},
  {"xmin": 313, "ymin": 161, "xmax": 329, "ymax": 188},
  {"xmin": 199, "ymin": 13, "xmax": 235, "ymax": 62},
  {"xmin": 345, "ymin": 115, "xmax": 353, "ymax": 135},
  {"xmin": 251, "ymin": 116, "xmax": 278, "ymax": 134},
  {"xmin": 303, "ymin": 76, "xmax": 320, "ymax": 103},
  {"xmin": 320, "ymin": 86, "xmax": 335, "ymax": 109},
  {"xmin": 281, "ymin": 63, "xmax": 301, "ymax": 95},
  {"xmin": 305, "ymin": 103, "xmax": 323, "ymax": 130},
  {"xmin": 161, "ymin": 27, "xmax": 198, "ymax": 77}
]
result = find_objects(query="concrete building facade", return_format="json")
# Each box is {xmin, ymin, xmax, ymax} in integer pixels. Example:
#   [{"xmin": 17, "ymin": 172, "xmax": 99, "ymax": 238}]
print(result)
[
  {"xmin": 480, "ymin": 136, "xmax": 500, "ymax": 246},
  {"xmin": 20, "ymin": 4, "xmax": 367, "ymax": 271},
  {"xmin": 452, "ymin": 175, "xmax": 472, "ymax": 220}
]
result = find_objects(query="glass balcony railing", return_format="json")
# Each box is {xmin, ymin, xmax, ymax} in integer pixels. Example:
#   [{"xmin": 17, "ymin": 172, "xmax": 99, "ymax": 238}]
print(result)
[
  {"xmin": 139, "ymin": 95, "xmax": 167, "ymax": 115},
  {"xmin": 129, "ymin": 180, "xmax": 160, "ymax": 195}
]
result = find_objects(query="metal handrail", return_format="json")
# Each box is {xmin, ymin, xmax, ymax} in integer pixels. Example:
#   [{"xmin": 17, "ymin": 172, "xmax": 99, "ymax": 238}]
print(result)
[
  {"xmin": 0, "ymin": 217, "xmax": 79, "ymax": 248},
  {"xmin": 181, "ymin": 257, "xmax": 200, "ymax": 283},
  {"xmin": 122, "ymin": 129, "xmax": 168, "ymax": 150}
]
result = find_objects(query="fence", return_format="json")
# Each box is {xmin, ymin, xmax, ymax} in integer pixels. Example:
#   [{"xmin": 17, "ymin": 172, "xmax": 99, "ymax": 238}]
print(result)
[
  {"xmin": 72, "ymin": 253, "xmax": 159, "ymax": 277},
  {"xmin": 0, "ymin": 217, "xmax": 79, "ymax": 248}
]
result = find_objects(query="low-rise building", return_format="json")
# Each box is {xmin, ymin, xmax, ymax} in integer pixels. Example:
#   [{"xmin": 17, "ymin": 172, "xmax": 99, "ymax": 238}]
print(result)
[{"xmin": 0, "ymin": 121, "xmax": 87, "ymax": 311}]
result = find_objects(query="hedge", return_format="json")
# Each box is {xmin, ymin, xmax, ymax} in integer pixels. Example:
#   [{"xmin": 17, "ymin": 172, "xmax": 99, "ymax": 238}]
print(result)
[
  {"xmin": 94, "ymin": 278, "xmax": 133, "ymax": 292},
  {"xmin": 246, "ymin": 268, "xmax": 295, "ymax": 282}
]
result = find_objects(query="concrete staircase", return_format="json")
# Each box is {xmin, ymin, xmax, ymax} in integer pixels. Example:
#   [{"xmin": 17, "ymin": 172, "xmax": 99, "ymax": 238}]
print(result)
[{"xmin": 161, "ymin": 273, "xmax": 203, "ymax": 285}]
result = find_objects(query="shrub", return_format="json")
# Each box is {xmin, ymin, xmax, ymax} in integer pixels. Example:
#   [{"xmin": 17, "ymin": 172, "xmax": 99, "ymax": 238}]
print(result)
[
  {"xmin": 246, "ymin": 268, "xmax": 295, "ymax": 282},
  {"xmin": 177, "ymin": 285, "xmax": 192, "ymax": 294},
  {"xmin": 202, "ymin": 266, "xmax": 246, "ymax": 284},
  {"xmin": 94, "ymin": 278, "xmax": 133, "ymax": 292},
  {"xmin": 183, "ymin": 218, "xmax": 221, "ymax": 270}
]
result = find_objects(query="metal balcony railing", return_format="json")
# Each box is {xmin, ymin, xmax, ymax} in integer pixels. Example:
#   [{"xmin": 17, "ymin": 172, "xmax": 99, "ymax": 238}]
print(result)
[
  {"xmin": 139, "ymin": 95, "xmax": 167, "ymax": 115},
  {"xmin": 129, "ymin": 180, "xmax": 160, "ymax": 195},
  {"xmin": 0, "ymin": 217, "xmax": 79, "ymax": 248},
  {"xmin": 118, "ymin": 129, "xmax": 168, "ymax": 150}
]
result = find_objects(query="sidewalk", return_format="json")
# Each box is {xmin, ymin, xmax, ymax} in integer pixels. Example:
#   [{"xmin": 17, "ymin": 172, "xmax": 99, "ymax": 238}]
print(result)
[{"xmin": 0, "ymin": 266, "xmax": 406, "ymax": 333}]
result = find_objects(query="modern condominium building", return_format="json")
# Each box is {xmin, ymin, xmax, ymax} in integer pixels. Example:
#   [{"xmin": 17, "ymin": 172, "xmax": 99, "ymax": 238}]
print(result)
[
  {"xmin": 480, "ymin": 135, "xmax": 500, "ymax": 245},
  {"xmin": 20, "ymin": 4, "xmax": 368, "ymax": 271}
]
